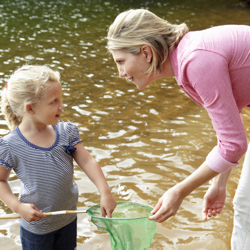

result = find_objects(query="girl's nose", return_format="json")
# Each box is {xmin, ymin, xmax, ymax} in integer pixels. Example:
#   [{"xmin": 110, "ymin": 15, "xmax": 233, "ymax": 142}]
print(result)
[{"xmin": 59, "ymin": 102, "xmax": 65, "ymax": 110}]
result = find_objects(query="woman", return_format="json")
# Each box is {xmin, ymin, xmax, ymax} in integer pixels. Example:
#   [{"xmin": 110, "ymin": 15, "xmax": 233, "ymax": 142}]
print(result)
[{"xmin": 107, "ymin": 9, "xmax": 250, "ymax": 249}]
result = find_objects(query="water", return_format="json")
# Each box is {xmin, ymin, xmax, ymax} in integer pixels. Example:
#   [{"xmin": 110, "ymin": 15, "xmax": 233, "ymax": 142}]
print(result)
[{"xmin": 0, "ymin": 0, "xmax": 250, "ymax": 249}]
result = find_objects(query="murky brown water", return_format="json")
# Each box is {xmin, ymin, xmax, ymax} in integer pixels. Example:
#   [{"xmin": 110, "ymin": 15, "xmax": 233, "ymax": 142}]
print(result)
[{"xmin": 0, "ymin": 0, "xmax": 250, "ymax": 249}]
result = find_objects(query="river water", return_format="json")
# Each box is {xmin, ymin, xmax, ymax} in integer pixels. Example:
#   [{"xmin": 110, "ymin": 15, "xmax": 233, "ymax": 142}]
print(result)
[{"xmin": 0, "ymin": 0, "xmax": 249, "ymax": 249}]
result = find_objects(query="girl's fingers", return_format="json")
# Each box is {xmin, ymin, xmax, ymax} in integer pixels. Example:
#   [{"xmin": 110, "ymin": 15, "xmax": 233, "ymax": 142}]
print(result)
[
  {"xmin": 149, "ymin": 205, "xmax": 168, "ymax": 222},
  {"xmin": 101, "ymin": 207, "xmax": 106, "ymax": 218},
  {"xmin": 151, "ymin": 199, "xmax": 162, "ymax": 214}
]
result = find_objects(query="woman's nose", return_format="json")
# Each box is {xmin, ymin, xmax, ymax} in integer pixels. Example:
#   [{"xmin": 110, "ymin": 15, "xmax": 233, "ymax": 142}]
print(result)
[{"xmin": 119, "ymin": 68, "xmax": 126, "ymax": 78}]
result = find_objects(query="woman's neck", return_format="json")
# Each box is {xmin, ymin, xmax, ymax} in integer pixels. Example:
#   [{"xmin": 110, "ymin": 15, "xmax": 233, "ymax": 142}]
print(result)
[{"xmin": 161, "ymin": 56, "xmax": 175, "ymax": 78}]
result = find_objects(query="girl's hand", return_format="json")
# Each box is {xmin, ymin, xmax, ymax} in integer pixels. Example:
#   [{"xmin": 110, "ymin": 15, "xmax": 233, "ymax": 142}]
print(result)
[
  {"xmin": 17, "ymin": 203, "xmax": 48, "ymax": 222},
  {"xmin": 148, "ymin": 186, "xmax": 184, "ymax": 223},
  {"xmin": 202, "ymin": 184, "xmax": 226, "ymax": 221},
  {"xmin": 100, "ymin": 194, "xmax": 117, "ymax": 218}
]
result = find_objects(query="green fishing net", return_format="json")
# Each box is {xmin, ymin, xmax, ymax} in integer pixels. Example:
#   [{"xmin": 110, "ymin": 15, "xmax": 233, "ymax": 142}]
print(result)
[{"xmin": 87, "ymin": 201, "xmax": 157, "ymax": 250}]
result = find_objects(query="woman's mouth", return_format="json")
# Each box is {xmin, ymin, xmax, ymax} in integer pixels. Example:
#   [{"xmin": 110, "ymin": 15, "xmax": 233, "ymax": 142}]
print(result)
[{"xmin": 126, "ymin": 77, "xmax": 133, "ymax": 82}]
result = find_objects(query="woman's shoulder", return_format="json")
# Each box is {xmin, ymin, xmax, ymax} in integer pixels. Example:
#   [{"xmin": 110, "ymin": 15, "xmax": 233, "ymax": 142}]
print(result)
[{"xmin": 204, "ymin": 24, "xmax": 250, "ymax": 33}]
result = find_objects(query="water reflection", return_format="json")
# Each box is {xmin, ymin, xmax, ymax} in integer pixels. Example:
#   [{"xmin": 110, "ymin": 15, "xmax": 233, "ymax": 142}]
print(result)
[{"xmin": 0, "ymin": 0, "xmax": 250, "ymax": 249}]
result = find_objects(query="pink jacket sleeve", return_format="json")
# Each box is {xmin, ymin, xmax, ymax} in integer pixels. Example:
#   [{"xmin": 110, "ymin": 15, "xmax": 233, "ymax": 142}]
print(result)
[{"xmin": 184, "ymin": 50, "xmax": 247, "ymax": 172}]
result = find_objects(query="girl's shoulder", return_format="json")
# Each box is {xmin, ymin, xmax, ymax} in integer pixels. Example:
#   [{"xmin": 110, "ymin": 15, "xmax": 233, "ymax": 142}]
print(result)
[
  {"xmin": 56, "ymin": 121, "xmax": 79, "ymax": 133},
  {"xmin": 0, "ymin": 130, "xmax": 18, "ymax": 169},
  {"xmin": 1, "ymin": 128, "xmax": 18, "ymax": 144},
  {"xmin": 56, "ymin": 121, "xmax": 81, "ymax": 144},
  {"xmin": 0, "ymin": 136, "xmax": 9, "ymax": 147}
]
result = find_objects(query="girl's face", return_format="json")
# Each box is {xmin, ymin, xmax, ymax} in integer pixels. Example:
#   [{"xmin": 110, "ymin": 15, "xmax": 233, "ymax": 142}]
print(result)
[
  {"xmin": 111, "ymin": 49, "xmax": 154, "ymax": 90},
  {"xmin": 33, "ymin": 81, "xmax": 65, "ymax": 126}
]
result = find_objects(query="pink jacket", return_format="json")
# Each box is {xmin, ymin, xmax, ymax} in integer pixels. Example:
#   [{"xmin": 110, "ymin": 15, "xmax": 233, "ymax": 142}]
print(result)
[{"xmin": 169, "ymin": 25, "xmax": 250, "ymax": 173}]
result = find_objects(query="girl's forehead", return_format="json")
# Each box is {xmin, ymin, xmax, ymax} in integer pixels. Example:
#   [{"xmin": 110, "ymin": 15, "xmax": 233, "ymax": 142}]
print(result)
[
  {"xmin": 48, "ymin": 81, "xmax": 62, "ymax": 90},
  {"xmin": 43, "ymin": 81, "xmax": 62, "ymax": 97}
]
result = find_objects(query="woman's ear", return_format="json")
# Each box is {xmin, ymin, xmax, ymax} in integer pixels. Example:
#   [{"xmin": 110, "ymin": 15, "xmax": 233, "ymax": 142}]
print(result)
[
  {"xmin": 26, "ymin": 103, "xmax": 35, "ymax": 115},
  {"xmin": 141, "ymin": 45, "xmax": 153, "ymax": 63}
]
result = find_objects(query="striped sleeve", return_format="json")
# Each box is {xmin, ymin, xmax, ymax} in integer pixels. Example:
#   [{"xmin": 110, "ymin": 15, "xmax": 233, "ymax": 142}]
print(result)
[
  {"xmin": 65, "ymin": 122, "xmax": 82, "ymax": 145},
  {"xmin": 0, "ymin": 137, "xmax": 15, "ymax": 169}
]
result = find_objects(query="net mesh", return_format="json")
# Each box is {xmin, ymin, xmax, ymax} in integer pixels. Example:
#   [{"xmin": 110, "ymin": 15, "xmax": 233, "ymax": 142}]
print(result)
[{"xmin": 87, "ymin": 201, "xmax": 157, "ymax": 250}]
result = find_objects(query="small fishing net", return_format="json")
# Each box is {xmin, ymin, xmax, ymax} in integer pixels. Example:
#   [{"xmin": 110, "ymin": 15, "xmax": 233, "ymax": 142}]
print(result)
[{"xmin": 87, "ymin": 201, "xmax": 157, "ymax": 250}]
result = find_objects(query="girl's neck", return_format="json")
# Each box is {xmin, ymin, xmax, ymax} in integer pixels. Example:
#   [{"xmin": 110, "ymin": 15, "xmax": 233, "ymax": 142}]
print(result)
[
  {"xmin": 18, "ymin": 120, "xmax": 56, "ymax": 148},
  {"xmin": 19, "ymin": 122, "xmax": 47, "ymax": 132}
]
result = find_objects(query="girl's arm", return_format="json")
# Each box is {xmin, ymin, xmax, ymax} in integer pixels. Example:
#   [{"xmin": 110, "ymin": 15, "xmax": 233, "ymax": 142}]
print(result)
[
  {"xmin": 0, "ymin": 165, "xmax": 47, "ymax": 222},
  {"xmin": 149, "ymin": 161, "xmax": 219, "ymax": 222},
  {"xmin": 73, "ymin": 142, "xmax": 116, "ymax": 217}
]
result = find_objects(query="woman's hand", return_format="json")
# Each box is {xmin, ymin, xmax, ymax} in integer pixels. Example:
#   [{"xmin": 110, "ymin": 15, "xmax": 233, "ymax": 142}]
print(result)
[
  {"xmin": 17, "ymin": 203, "xmax": 48, "ymax": 222},
  {"xmin": 202, "ymin": 184, "xmax": 226, "ymax": 221},
  {"xmin": 202, "ymin": 169, "xmax": 231, "ymax": 221},
  {"xmin": 100, "ymin": 193, "xmax": 117, "ymax": 218},
  {"xmin": 148, "ymin": 186, "xmax": 184, "ymax": 223},
  {"xmin": 149, "ymin": 163, "xmax": 220, "ymax": 223}
]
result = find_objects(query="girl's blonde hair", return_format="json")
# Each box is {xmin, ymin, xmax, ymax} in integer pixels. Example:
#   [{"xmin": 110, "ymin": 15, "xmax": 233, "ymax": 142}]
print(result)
[
  {"xmin": 1, "ymin": 65, "xmax": 60, "ymax": 130},
  {"xmin": 107, "ymin": 9, "xmax": 189, "ymax": 75}
]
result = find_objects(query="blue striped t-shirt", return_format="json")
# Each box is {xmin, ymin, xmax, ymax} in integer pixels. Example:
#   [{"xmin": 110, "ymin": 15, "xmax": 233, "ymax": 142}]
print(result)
[{"xmin": 0, "ymin": 121, "xmax": 82, "ymax": 234}]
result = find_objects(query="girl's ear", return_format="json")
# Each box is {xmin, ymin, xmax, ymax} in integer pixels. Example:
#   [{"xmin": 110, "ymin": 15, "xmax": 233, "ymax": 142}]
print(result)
[
  {"xmin": 26, "ymin": 103, "xmax": 35, "ymax": 115},
  {"xmin": 141, "ymin": 45, "xmax": 153, "ymax": 63}
]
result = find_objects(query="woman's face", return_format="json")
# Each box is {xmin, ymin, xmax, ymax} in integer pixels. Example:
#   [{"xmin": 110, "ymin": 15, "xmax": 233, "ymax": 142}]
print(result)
[{"xmin": 110, "ymin": 49, "xmax": 154, "ymax": 90}]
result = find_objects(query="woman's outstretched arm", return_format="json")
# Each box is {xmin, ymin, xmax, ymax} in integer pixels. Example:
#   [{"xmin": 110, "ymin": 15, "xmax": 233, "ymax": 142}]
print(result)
[{"xmin": 149, "ymin": 162, "xmax": 219, "ymax": 223}]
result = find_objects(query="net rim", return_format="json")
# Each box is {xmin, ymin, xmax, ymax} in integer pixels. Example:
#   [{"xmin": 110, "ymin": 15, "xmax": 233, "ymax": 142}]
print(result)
[{"xmin": 87, "ymin": 201, "xmax": 154, "ymax": 220}]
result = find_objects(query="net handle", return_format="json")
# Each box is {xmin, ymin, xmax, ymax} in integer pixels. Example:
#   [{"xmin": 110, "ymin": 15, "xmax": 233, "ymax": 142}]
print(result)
[{"xmin": 0, "ymin": 210, "xmax": 87, "ymax": 219}]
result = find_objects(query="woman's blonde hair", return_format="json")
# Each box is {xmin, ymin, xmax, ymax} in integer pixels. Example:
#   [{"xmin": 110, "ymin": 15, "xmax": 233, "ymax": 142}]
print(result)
[
  {"xmin": 107, "ymin": 9, "xmax": 189, "ymax": 75},
  {"xmin": 1, "ymin": 65, "xmax": 60, "ymax": 130}
]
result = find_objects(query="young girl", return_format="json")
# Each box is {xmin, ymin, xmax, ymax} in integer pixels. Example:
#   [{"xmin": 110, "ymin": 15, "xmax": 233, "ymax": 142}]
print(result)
[{"xmin": 0, "ymin": 65, "xmax": 117, "ymax": 250}]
